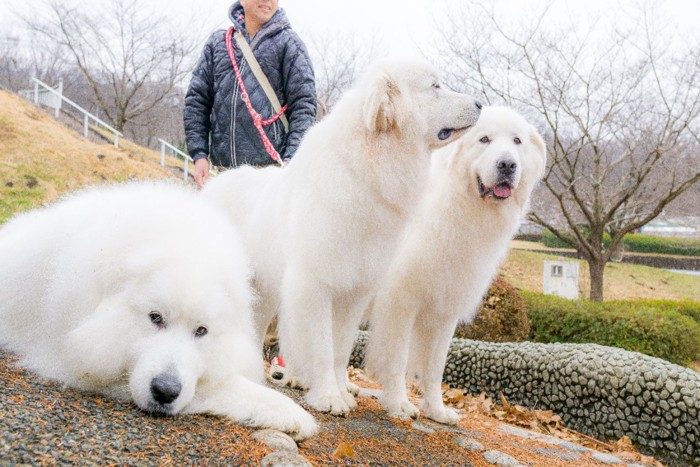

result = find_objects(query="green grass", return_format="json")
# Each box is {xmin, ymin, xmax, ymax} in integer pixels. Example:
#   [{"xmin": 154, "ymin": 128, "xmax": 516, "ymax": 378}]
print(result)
[
  {"xmin": 501, "ymin": 246, "xmax": 700, "ymax": 301},
  {"xmin": 0, "ymin": 165, "xmax": 48, "ymax": 223}
]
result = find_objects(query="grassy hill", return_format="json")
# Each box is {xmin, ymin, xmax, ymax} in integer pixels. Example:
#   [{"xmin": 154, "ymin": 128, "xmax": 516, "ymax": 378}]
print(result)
[
  {"xmin": 0, "ymin": 89, "xmax": 183, "ymax": 222},
  {"xmin": 1, "ymin": 88, "xmax": 697, "ymax": 302}
]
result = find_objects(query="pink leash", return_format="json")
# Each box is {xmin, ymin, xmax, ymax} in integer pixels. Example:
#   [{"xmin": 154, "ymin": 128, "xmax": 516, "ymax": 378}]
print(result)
[{"xmin": 225, "ymin": 27, "xmax": 287, "ymax": 166}]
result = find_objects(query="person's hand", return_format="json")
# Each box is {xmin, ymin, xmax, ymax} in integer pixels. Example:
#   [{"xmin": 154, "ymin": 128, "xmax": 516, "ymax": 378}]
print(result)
[{"xmin": 194, "ymin": 158, "xmax": 209, "ymax": 189}]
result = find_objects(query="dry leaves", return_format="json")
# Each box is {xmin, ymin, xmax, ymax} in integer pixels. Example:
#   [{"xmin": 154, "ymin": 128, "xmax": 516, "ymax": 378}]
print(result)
[
  {"xmin": 487, "ymin": 295, "xmax": 501, "ymax": 306},
  {"xmin": 441, "ymin": 384, "xmax": 572, "ymax": 437},
  {"xmin": 440, "ymin": 384, "xmax": 664, "ymax": 466},
  {"xmin": 347, "ymin": 366, "xmax": 374, "ymax": 384},
  {"xmin": 332, "ymin": 442, "xmax": 356, "ymax": 459}
]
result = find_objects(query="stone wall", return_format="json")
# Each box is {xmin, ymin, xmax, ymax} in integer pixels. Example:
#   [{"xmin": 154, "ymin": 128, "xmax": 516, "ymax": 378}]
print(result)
[{"xmin": 349, "ymin": 332, "xmax": 699, "ymax": 464}]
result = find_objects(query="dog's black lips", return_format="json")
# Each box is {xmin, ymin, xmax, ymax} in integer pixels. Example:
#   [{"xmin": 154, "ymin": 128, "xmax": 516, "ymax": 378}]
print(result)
[{"xmin": 144, "ymin": 402, "xmax": 175, "ymax": 417}]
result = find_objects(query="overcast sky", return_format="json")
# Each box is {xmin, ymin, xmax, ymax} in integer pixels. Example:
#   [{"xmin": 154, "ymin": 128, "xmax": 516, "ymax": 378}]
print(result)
[{"xmin": 2, "ymin": 0, "xmax": 699, "ymax": 63}]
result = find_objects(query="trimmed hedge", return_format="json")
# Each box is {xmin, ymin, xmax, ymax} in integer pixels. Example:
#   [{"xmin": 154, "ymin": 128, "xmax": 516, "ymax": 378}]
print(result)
[
  {"xmin": 623, "ymin": 233, "xmax": 700, "ymax": 256},
  {"xmin": 522, "ymin": 291, "xmax": 700, "ymax": 366},
  {"xmin": 607, "ymin": 298, "xmax": 700, "ymax": 326},
  {"xmin": 542, "ymin": 230, "xmax": 578, "ymax": 249},
  {"xmin": 453, "ymin": 277, "xmax": 530, "ymax": 342},
  {"xmin": 542, "ymin": 230, "xmax": 700, "ymax": 257}
]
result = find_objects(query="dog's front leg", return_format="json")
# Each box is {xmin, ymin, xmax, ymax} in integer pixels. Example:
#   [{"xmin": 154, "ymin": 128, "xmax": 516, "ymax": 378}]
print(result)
[
  {"xmin": 413, "ymin": 315, "xmax": 461, "ymax": 425},
  {"xmin": 186, "ymin": 375, "xmax": 318, "ymax": 442},
  {"xmin": 279, "ymin": 271, "xmax": 350, "ymax": 416},
  {"xmin": 365, "ymin": 288, "xmax": 420, "ymax": 419}
]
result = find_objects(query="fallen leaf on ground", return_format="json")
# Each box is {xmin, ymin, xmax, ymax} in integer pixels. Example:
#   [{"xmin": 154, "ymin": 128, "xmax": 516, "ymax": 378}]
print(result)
[{"xmin": 332, "ymin": 442, "xmax": 356, "ymax": 459}]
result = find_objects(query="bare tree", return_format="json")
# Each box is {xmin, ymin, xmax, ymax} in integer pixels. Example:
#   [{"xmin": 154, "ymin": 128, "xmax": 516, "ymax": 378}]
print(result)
[
  {"xmin": 22, "ymin": 0, "xmax": 200, "ymax": 133},
  {"xmin": 0, "ymin": 30, "xmax": 71, "ymax": 92},
  {"xmin": 433, "ymin": 1, "xmax": 700, "ymax": 301},
  {"xmin": 305, "ymin": 31, "xmax": 378, "ymax": 119}
]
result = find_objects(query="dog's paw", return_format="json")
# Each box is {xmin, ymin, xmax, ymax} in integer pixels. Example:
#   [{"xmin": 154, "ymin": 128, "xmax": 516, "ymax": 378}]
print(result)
[
  {"xmin": 256, "ymin": 401, "xmax": 318, "ymax": 442},
  {"xmin": 423, "ymin": 405, "xmax": 461, "ymax": 425},
  {"xmin": 341, "ymin": 388, "xmax": 358, "ymax": 410},
  {"xmin": 346, "ymin": 381, "xmax": 361, "ymax": 396},
  {"xmin": 286, "ymin": 406, "xmax": 319, "ymax": 442},
  {"xmin": 305, "ymin": 390, "xmax": 351, "ymax": 416},
  {"xmin": 383, "ymin": 398, "xmax": 419, "ymax": 419},
  {"xmin": 287, "ymin": 375, "xmax": 307, "ymax": 390}
]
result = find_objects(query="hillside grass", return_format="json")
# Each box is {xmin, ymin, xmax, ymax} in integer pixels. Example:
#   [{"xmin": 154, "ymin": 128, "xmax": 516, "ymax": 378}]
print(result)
[{"xmin": 0, "ymin": 90, "xmax": 184, "ymax": 223}]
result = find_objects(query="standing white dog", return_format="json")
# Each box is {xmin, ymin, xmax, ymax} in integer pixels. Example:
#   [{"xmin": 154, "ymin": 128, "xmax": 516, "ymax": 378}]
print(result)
[
  {"xmin": 365, "ymin": 106, "xmax": 547, "ymax": 424},
  {"xmin": 203, "ymin": 59, "xmax": 482, "ymax": 415},
  {"xmin": 0, "ymin": 181, "xmax": 317, "ymax": 441}
]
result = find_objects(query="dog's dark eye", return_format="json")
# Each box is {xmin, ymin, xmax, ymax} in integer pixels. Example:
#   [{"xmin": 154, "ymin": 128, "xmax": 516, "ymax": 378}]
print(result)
[
  {"xmin": 149, "ymin": 311, "xmax": 165, "ymax": 328},
  {"xmin": 194, "ymin": 326, "xmax": 208, "ymax": 338},
  {"xmin": 514, "ymin": 137, "xmax": 522, "ymax": 145},
  {"xmin": 480, "ymin": 136, "xmax": 490, "ymax": 144},
  {"xmin": 432, "ymin": 81, "xmax": 441, "ymax": 89}
]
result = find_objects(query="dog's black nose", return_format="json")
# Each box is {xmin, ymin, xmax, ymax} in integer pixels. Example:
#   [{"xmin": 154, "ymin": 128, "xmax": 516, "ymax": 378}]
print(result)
[
  {"xmin": 475, "ymin": 101, "xmax": 483, "ymax": 110},
  {"xmin": 151, "ymin": 373, "xmax": 182, "ymax": 405},
  {"xmin": 497, "ymin": 158, "xmax": 517, "ymax": 176}
]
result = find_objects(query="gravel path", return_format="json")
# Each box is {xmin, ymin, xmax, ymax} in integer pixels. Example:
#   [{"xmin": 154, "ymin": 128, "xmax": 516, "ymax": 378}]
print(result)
[
  {"xmin": 0, "ymin": 351, "xmax": 269, "ymax": 464},
  {"xmin": 1, "ymin": 350, "xmax": 668, "ymax": 466}
]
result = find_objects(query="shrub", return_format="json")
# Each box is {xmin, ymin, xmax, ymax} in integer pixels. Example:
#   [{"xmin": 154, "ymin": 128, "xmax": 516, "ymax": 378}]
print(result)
[
  {"xmin": 454, "ymin": 277, "xmax": 530, "ymax": 342},
  {"xmin": 542, "ymin": 230, "xmax": 700, "ymax": 257},
  {"xmin": 621, "ymin": 234, "xmax": 700, "ymax": 257},
  {"xmin": 513, "ymin": 232, "xmax": 543, "ymax": 243},
  {"xmin": 607, "ymin": 298, "xmax": 700, "ymax": 326},
  {"xmin": 542, "ymin": 230, "xmax": 576, "ymax": 249},
  {"xmin": 522, "ymin": 291, "xmax": 700, "ymax": 366}
]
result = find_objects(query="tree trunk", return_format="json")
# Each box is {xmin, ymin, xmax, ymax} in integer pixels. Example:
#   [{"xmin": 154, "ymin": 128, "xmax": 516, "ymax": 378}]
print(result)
[{"xmin": 588, "ymin": 258, "xmax": 606, "ymax": 302}]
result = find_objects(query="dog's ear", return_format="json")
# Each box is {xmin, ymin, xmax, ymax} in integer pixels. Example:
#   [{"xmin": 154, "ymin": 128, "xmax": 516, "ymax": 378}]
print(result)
[
  {"xmin": 363, "ymin": 73, "xmax": 400, "ymax": 134},
  {"xmin": 529, "ymin": 127, "xmax": 547, "ymax": 179}
]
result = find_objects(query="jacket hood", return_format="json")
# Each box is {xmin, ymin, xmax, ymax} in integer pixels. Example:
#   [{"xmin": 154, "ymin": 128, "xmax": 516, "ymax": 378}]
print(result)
[{"xmin": 228, "ymin": 2, "xmax": 290, "ymax": 41}]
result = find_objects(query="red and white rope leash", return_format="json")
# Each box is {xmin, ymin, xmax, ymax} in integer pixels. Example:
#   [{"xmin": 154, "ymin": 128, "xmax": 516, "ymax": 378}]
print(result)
[{"xmin": 225, "ymin": 26, "xmax": 287, "ymax": 166}]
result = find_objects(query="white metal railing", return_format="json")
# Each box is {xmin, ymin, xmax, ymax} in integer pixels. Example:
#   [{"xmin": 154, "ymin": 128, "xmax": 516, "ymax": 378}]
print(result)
[
  {"xmin": 158, "ymin": 139, "xmax": 216, "ymax": 182},
  {"xmin": 19, "ymin": 78, "xmax": 205, "ymax": 183},
  {"xmin": 23, "ymin": 77, "xmax": 123, "ymax": 147},
  {"xmin": 158, "ymin": 138, "xmax": 193, "ymax": 181}
]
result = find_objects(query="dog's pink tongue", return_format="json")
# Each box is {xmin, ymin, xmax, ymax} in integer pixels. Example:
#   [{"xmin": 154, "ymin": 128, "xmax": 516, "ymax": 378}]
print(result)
[{"xmin": 494, "ymin": 184, "xmax": 512, "ymax": 198}]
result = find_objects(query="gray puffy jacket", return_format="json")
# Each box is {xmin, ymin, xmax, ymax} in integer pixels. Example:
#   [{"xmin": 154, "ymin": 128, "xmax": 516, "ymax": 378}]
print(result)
[{"xmin": 184, "ymin": 2, "xmax": 316, "ymax": 167}]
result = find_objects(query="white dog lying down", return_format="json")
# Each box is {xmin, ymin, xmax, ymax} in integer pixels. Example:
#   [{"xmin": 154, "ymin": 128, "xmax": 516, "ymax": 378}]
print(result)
[
  {"xmin": 365, "ymin": 106, "xmax": 547, "ymax": 424},
  {"xmin": 203, "ymin": 58, "xmax": 482, "ymax": 415},
  {"xmin": 0, "ymin": 181, "xmax": 316, "ymax": 441}
]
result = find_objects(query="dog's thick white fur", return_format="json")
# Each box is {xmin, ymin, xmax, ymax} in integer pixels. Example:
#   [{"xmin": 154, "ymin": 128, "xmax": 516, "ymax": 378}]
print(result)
[
  {"xmin": 0, "ymin": 181, "xmax": 316, "ymax": 441},
  {"xmin": 365, "ymin": 106, "xmax": 547, "ymax": 424},
  {"xmin": 203, "ymin": 58, "xmax": 482, "ymax": 415}
]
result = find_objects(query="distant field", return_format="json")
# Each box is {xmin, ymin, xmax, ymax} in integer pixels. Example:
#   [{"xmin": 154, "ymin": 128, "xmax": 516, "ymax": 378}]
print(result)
[{"xmin": 500, "ymin": 241, "xmax": 700, "ymax": 301}]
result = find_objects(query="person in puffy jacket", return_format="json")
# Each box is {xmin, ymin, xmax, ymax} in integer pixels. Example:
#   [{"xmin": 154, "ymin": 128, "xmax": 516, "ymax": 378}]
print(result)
[{"xmin": 184, "ymin": 0, "xmax": 317, "ymax": 188}]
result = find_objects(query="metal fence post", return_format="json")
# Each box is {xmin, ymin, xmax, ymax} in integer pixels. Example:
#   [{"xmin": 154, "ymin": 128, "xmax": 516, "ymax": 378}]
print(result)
[
  {"xmin": 83, "ymin": 115, "xmax": 89, "ymax": 137},
  {"xmin": 160, "ymin": 141, "xmax": 166, "ymax": 166},
  {"xmin": 55, "ymin": 79, "xmax": 63, "ymax": 118}
]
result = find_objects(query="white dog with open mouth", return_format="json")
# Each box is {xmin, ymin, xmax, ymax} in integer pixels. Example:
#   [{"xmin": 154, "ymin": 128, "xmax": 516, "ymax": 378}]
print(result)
[
  {"xmin": 365, "ymin": 106, "xmax": 547, "ymax": 424},
  {"xmin": 203, "ymin": 58, "xmax": 482, "ymax": 415},
  {"xmin": 0, "ymin": 181, "xmax": 317, "ymax": 441}
]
